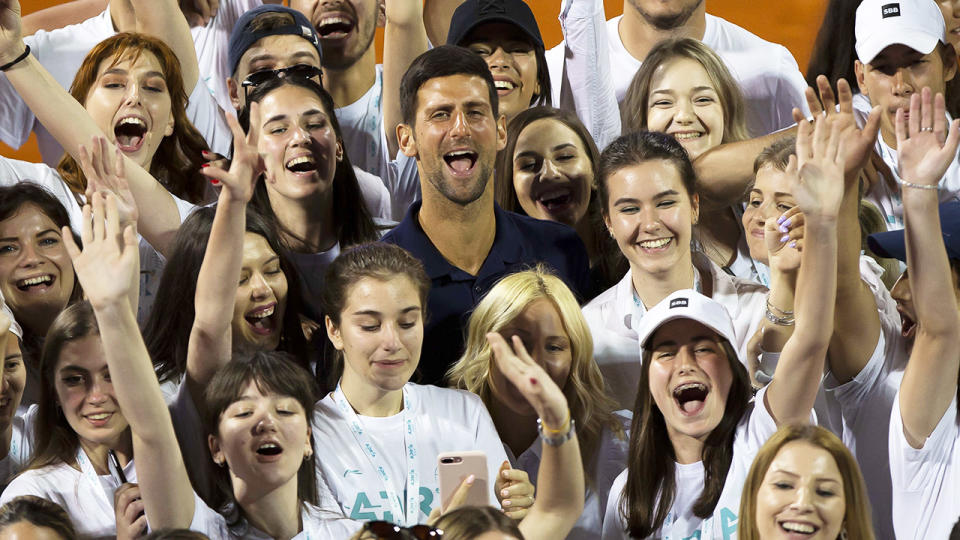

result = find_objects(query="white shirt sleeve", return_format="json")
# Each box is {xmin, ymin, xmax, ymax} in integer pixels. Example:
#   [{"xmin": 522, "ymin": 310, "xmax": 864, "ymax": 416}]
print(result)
[
  {"xmin": 549, "ymin": 0, "xmax": 621, "ymax": 151},
  {"xmin": 184, "ymin": 78, "xmax": 234, "ymax": 158}
]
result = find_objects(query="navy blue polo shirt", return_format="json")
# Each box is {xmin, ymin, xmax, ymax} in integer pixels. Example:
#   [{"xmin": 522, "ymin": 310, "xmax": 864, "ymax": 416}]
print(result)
[{"xmin": 381, "ymin": 200, "xmax": 591, "ymax": 385}]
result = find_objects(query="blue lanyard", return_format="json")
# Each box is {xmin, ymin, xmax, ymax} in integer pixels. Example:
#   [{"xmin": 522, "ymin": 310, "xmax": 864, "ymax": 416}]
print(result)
[{"xmin": 332, "ymin": 384, "xmax": 420, "ymax": 526}]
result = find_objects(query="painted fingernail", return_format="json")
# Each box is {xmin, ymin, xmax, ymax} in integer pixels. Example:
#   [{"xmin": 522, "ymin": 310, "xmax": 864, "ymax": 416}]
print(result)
[
  {"xmin": 529, "ymin": 377, "xmax": 538, "ymax": 385},
  {"xmin": 780, "ymin": 234, "xmax": 790, "ymax": 243},
  {"xmin": 202, "ymin": 150, "xmax": 212, "ymax": 157},
  {"xmin": 777, "ymin": 215, "xmax": 787, "ymax": 225},
  {"xmin": 467, "ymin": 474, "xmax": 475, "ymax": 484},
  {"xmin": 501, "ymin": 489, "xmax": 509, "ymax": 497},
  {"xmin": 789, "ymin": 241, "xmax": 797, "ymax": 248},
  {"xmin": 503, "ymin": 500, "xmax": 511, "ymax": 506},
  {"xmin": 210, "ymin": 179, "xmax": 220, "ymax": 186},
  {"xmin": 201, "ymin": 163, "xmax": 210, "ymax": 168}
]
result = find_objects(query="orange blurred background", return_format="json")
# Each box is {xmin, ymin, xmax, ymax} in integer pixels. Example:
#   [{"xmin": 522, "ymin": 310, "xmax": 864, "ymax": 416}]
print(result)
[{"xmin": 2, "ymin": 0, "xmax": 827, "ymax": 163}]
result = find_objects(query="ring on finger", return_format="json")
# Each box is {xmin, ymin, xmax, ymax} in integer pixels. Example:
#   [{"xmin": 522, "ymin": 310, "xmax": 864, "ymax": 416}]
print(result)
[{"xmin": 921, "ymin": 126, "xmax": 934, "ymax": 132}]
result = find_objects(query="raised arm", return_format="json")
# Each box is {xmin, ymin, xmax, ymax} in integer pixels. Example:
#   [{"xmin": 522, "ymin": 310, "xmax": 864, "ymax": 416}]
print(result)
[
  {"xmin": 185, "ymin": 107, "xmax": 262, "ymax": 399},
  {"xmin": 383, "ymin": 0, "xmax": 429, "ymax": 159},
  {"xmin": 130, "ymin": 0, "xmax": 199, "ymax": 94},
  {"xmin": 486, "ymin": 332, "xmax": 584, "ymax": 540},
  {"xmin": 764, "ymin": 116, "xmax": 844, "ymax": 426},
  {"xmin": 896, "ymin": 89, "xmax": 960, "ymax": 447},
  {"xmin": 22, "ymin": 0, "xmax": 107, "ymax": 35},
  {"xmin": 63, "ymin": 193, "xmax": 195, "ymax": 528},
  {"xmin": 422, "ymin": 0, "xmax": 459, "ymax": 47},
  {"xmin": 805, "ymin": 77, "xmax": 885, "ymax": 383},
  {"xmin": 0, "ymin": 0, "xmax": 182, "ymax": 255},
  {"xmin": 693, "ymin": 129, "xmax": 794, "ymax": 210}
]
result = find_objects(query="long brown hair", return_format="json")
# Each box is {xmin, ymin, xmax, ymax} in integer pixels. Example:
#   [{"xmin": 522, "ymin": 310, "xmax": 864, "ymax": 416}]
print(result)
[
  {"xmin": 448, "ymin": 266, "xmax": 624, "ymax": 491},
  {"xmin": 739, "ymin": 424, "xmax": 875, "ymax": 540},
  {"xmin": 25, "ymin": 302, "xmax": 111, "ymax": 473},
  {"xmin": 56, "ymin": 33, "xmax": 210, "ymax": 204},
  {"xmin": 620, "ymin": 340, "xmax": 752, "ymax": 537}
]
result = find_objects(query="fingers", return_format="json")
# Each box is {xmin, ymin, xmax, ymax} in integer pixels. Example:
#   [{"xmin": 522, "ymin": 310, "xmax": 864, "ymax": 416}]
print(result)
[
  {"xmin": 200, "ymin": 165, "xmax": 232, "ymax": 185},
  {"xmin": 113, "ymin": 482, "xmax": 141, "ymax": 508},
  {"xmin": 908, "ymin": 92, "xmax": 921, "ymax": 135},
  {"xmin": 817, "ymin": 74, "xmax": 837, "ymax": 113},
  {"xmin": 91, "ymin": 192, "xmax": 105, "ymax": 245},
  {"xmin": 796, "ymin": 118, "xmax": 813, "ymax": 162},
  {"xmin": 943, "ymin": 118, "xmax": 960, "ymax": 162},
  {"xmin": 224, "ymin": 109, "xmax": 246, "ymax": 145},
  {"xmin": 934, "ymin": 91, "xmax": 948, "ymax": 143},
  {"xmin": 920, "ymin": 87, "xmax": 933, "ymax": 134},
  {"xmin": 862, "ymin": 105, "xmax": 882, "ymax": 146},
  {"xmin": 804, "ymin": 85, "xmax": 822, "ymax": 117},
  {"xmin": 792, "ymin": 107, "xmax": 807, "ymax": 126},
  {"xmin": 445, "ymin": 474, "xmax": 475, "ymax": 512},
  {"xmin": 246, "ymin": 101, "xmax": 261, "ymax": 144},
  {"xmin": 837, "ymin": 78, "xmax": 853, "ymax": 115},
  {"xmin": 895, "ymin": 107, "xmax": 908, "ymax": 149},
  {"xmin": 62, "ymin": 226, "xmax": 81, "ymax": 261}
]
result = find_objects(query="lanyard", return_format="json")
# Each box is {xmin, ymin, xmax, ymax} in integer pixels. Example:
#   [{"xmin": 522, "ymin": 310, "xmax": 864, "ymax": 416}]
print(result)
[
  {"xmin": 75, "ymin": 447, "xmax": 124, "ymax": 514},
  {"xmin": 632, "ymin": 266, "xmax": 703, "ymax": 313},
  {"xmin": 663, "ymin": 511, "xmax": 715, "ymax": 540},
  {"xmin": 332, "ymin": 384, "xmax": 420, "ymax": 526}
]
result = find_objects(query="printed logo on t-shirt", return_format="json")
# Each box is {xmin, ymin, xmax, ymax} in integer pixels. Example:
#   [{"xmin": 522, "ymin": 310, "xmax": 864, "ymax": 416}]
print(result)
[
  {"xmin": 347, "ymin": 487, "xmax": 435, "ymax": 522},
  {"xmin": 665, "ymin": 507, "xmax": 739, "ymax": 539},
  {"xmin": 670, "ymin": 298, "xmax": 689, "ymax": 309},
  {"xmin": 881, "ymin": 3, "xmax": 901, "ymax": 18}
]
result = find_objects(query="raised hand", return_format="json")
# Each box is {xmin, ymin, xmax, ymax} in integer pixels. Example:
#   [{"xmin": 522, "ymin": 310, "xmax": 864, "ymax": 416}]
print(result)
[
  {"xmin": 62, "ymin": 193, "xmax": 139, "ymax": 310},
  {"xmin": 486, "ymin": 333, "xmax": 568, "ymax": 429},
  {"xmin": 0, "ymin": 0, "xmax": 24, "ymax": 64},
  {"xmin": 200, "ymin": 102, "xmax": 263, "ymax": 203},
  {"xmin": 794, "ymin": 76, "xmax": 881, "ymax": 178},
  {"xmin": 895, "ymin": 87, "xmax": 960, "ymax": 188},
  {"xmin": 80, "ymin": 136, "xmax": 139, "ymax": 228},
  {"xmin": 792, "ymin": 116, "xmax": 846, "ymax": 220},
  {"xmin": 179, "ymin": 0, "xmax": 220, "ymax": 27}
]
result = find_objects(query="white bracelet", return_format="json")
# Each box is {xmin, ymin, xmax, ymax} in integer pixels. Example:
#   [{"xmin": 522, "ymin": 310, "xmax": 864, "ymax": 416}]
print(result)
[{"xmin": 899, "ymin": 178, "xmax": 940, "ymax": 191}]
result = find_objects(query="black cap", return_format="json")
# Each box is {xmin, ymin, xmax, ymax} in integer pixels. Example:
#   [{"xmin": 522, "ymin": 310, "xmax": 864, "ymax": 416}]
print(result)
[
  {"xmin": 446, "ymin": 0, "xmax": 544, "ymax": 49},
  {"xmin": 867, "ymin": 201, "xmax": 960, "ymax": 261},
  {"xmin": 228, "ymin": 5, "xmax": 323, "ymax": 77}
]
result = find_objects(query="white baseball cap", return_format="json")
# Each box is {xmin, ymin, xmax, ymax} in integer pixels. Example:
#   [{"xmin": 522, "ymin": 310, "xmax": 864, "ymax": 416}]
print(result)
[
  {"xmin": 635, "ymin": 290, "xmax": 737, "ymax": 352},
  {"xmin": 0, "ymin": 291, "xmax": 22, "ymax": 341},
  {"xmin": 855, "ymin": 0, "xmax": 947, "ymax": 64}
]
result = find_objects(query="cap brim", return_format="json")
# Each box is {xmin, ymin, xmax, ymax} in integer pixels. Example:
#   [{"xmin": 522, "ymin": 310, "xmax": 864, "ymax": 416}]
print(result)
[
  {"xmin": 637, "ymin": 311, "xmax": 737, "ymax": 352},
  {"xmin": 857, "ymin": 30, "xmax": 939, "ymax": 64},
  {"xmin": 867, "ymin": 229, "xmax": 907, "ymax": 261},
  {"xmin": 448, "ymin": 14, "xmax": 543, "ymax": 48}
]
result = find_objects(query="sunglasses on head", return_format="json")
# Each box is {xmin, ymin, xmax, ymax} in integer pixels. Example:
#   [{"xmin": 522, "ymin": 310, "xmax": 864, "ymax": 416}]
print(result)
[
  {"xmin": 361, "ymin": 521, "xmax": 443, "ymax": 540},
  {"xmin": 241, "ymin": 64, "xmax": 324, "ymax": 99}
]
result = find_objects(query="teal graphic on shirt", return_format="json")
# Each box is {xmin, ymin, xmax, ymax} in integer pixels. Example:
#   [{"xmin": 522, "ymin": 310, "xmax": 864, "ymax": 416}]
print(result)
[
  {"xmin": 348, "ymin": 487, "xmax": 435, "ymax": 522},
  {"xmin": 671, "ymin": 507, "xmax": 739, "ymax": 540}
]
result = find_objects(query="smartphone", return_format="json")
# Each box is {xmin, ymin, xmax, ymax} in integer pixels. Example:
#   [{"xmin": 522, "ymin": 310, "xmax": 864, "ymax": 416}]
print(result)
[{"xmin": 437, "ymin": 450, "xmax": 489, "ymax": 509}]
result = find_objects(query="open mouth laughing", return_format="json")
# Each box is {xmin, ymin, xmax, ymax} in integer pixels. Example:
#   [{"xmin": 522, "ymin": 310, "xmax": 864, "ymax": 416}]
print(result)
[
  {"xmin": 778, "ymin": 520, "xmax": 820, "ymax": 537},
  {"xmin": 316, "ymin": 12, "xmax": 356, "ymax": 40},
  {"xmin": 443, "ymin": 149, "xmax": 479, "ymax": 176},
  {"xmin": 15, "ymin": 274, "xmax": 55, "ymax": 292},
  {"xmin": 493, "ymin": 77, "xmax": 518, "ymax": 97},
  {"xmin": 114, "ymin": 115, "xmax": 148, "ymax": 153},
  {"xmin": 673, "ymin": 381, "xmax": 708, "ymax": 416},
  {"xmin": 637, "ymin": 237, "xmax": 673, "ymax": 252},
  {"xmin": 245, "ymin": 303, "xmax": 279, "ymax": 336},
  {"xmin": 285, "ymin": 154, "xmax": 318, "ymax": 175}
]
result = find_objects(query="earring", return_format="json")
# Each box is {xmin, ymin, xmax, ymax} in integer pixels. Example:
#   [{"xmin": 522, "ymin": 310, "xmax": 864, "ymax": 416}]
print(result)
[
  {"xmin": 304, "ymin": 450, "xmax": 313, "ymax": 461},
  {"xmin": 215, "ymin": 458, "xmax": 226, "ymax": 468},
  {"xmin": 840, "ymin": 527, "xmax": 848, "ymax": 540}
]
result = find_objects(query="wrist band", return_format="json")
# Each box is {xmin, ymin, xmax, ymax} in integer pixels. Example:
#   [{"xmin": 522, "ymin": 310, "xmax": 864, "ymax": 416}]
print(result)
[
  {"xmin": 0, "ymin": 45, "xmax": 30, "ymax": 72},
  {"xmin": 540, "ymin": 408, "xmax": 571, "ymax": 434},
  {"xmin": 899, "ymin": 178, "xmax": 939, "ymax": 191},
  {"xmin": 538, "ymin": 418, "xmax": 576, "ymax": 447}
]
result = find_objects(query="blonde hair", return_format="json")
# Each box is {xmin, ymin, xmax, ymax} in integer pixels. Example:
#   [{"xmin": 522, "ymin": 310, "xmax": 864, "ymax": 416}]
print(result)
[
  {"xmin": 447, "ymin": 266, "xmax": 623, "ymax": 489},
  {"xmin": 739, "ymin": 424, "xmax": 875, "ymax": 540},
  {"xmin": 622, "ymin": 37, "xmax": 750, "ymax": 142}
]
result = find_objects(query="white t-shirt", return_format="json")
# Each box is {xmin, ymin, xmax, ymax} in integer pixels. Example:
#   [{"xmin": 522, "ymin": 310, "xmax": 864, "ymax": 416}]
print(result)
[
  {"xmin": 547, "ymin": 13, "xmax": 809, "ymax": 138},
  {"xmin": 0, "ymin": 5, "xmax": 233, "ymax": 164},
  {"xmin": 0, "ymin": 405, "xmax": 36, "ymax": 490},
  {"xmin": 191, "ymin": 0, "xmax": 262, "ymax": 116},
  {"xmin": 601, "ymin": 386, "xmax": 780, "ymax": 540},
  {"xmin": 0, "ymin": 157, "xmax": 197, "ymax": 324},
  {"xmin": 889, "ymin": 393, "xmax": 960, "ymax": 539},
  {"xmin": 853, "ymin": 93, "xmax": 960, "ymax": 230},
  {"xmin": 312, "ymin": 382, "xmax": 509, "ymax": 525},
  {"xmin": 1, "ymin": 452, "xmax": 138, "ymax": 539},
  {"xmin": 820, "ymin": 256, "xmax": 906, "ymax": 540},
  {"xmin": 583, "ymin": 253, "xmax": 767, "ymax": 410},
  {"xmin": 507, "ymin": 410, "xmax": 631, "ymax": 540},
  {"xmin": 189, "ymin": 494, "xmax": 362, "ymax": 539}
]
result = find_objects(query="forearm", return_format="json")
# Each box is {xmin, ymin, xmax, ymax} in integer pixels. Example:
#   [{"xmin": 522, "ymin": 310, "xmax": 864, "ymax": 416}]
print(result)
[
  {"xmin": 904, "ymin": 189, "xmax": 960, "ymax": 334},
  {"xmin": 694, "ymin": 129, "xmax": 795, "ymax": 208},
  {"xmin": 130, "ymin": 0, "xmax": 198, "ymax": 92},
  {"xmin": 519, "ymin": 436, "xmax": 584, "ymax": 540},
  {"xmin": 760, "ymin": 269, "xmax": 796, "ymax": 353},
  {"xmin": 383, "ymin": 1, "xmax": 429, "ymax": 158},
  {"xmin": 422, "ymin": 0, "xmax": 459, "ymax": 47},
  {"xmin": 23, "ymin": 0, "xmax": 108, "ymax": 35}
]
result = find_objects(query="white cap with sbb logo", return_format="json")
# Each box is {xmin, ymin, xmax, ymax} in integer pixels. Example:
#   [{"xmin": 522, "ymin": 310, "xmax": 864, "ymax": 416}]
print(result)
[
  {"xmin": 855, "ymin": 0, "xmax": 947, "ymax": 64},
  {"xmin": 635, "ymin": 290, "xmax": 737, "ymax": 353}
]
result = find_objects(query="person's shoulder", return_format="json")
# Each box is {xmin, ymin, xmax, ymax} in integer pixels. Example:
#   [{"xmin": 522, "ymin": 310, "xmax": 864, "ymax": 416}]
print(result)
[
  {"xmin": 503, "ymin": 211, "xmax": 581, "ymax": 246},
  {"xmin": 3, "ymin": 461, "xmax": 75, "ymax": 497},
  {"xmin": 705, "ymin": 13, "xmax": 795, "ymax": 58},
  {"xmin": 407, "ymin": 383, "xmax": 487, "ymax": 417},
  {"xmin": 584, "ymin": 277, "xmax": 623, "ymax": 313}
]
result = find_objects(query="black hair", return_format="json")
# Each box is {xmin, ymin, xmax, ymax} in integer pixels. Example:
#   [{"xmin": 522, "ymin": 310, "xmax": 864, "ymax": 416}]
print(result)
[
  {"xmin": 0, "ymin": 496, "xmax": 78, "ymax": 539},
  {"xmin": 238, "ymin": 76, "xmax": 379, "ymax": 250},
  {"xmin": 400, "ymin": 45, "xmax": 500, "ymax": 126},
  {"xmin": 142, "ymin": 206, "xmax": 315, "ymax": 383}
]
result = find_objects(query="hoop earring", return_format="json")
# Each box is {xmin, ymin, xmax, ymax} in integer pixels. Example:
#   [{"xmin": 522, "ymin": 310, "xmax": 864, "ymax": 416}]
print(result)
[{"xmin": 839, "ymin": 527, "xmax": 848, "ymax": 540}]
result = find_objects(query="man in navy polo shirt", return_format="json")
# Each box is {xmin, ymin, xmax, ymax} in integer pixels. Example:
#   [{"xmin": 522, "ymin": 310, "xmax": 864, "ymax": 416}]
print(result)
[{"xmin": 382, "ymin": 45, "xmax": 591, "ymax": 385}]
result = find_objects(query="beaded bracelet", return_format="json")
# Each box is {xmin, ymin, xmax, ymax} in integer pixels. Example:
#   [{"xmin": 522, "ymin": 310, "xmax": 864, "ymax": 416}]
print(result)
[
  {"xmin": 537, "ymin": 418, "xmax": 576, "ymax": 447},
  {"xmin": 0, "ymin": 45, "xmax": 30, "ymax": 72},
  {"xmin": 765, "ymin": 308, "xmax": 795, "ymax": 326},
  {"xmin": 766, "ymin": 297, "xmax": 794, "ymax": 317},
  {"xmin": 899, "ymin": 179, "xmax": 939, "ymax": 191}
]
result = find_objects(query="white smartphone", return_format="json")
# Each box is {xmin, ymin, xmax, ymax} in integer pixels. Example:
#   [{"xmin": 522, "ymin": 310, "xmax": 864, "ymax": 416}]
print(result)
[{"xmin": 437, "ymin": 450, "xmax": 489, "ymax": 509}]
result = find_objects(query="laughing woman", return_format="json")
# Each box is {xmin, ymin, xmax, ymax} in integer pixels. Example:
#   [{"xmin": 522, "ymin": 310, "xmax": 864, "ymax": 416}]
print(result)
[{"xmin": 600, "ymin": 116, "xmax": 844, "ymax": 539}]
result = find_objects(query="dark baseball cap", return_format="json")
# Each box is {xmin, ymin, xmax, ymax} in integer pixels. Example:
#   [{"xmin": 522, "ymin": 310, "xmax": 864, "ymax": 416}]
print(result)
[
  {"xmin": 228, "ymin": 5, "xmax": 323, "ymax": 77},
  {"xmin": 867, "ymin": 201, "xmax": 960, "ymax": 262},
  {"xmin": 446, "ymin": 0, "xmax": 544, "ymax": 49}
]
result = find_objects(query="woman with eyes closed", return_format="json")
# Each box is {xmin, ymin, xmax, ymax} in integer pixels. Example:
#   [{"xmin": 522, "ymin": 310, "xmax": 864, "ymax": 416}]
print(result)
[
  {"xmin": 582, "ymin": 130, "xmax": 767, "ymax": 411},
  {"xmin": 601, "ymin": 115, "xmax": 845, "ymax": 540},
  {"xmin": 0, "ymin": 301, "xmax": 31, "ymax": 487},
  {"xmin": 238, "ymin": 75, "xmax": 380, "ymax": 319},
  {"xmin": 313, "ymin": 242, "xmax": 541, "ymax": 527},
  {"xmin": 739, "ymin": 425, "xmax": 875, "ymax": 540},
  {"xmin": 623, "ymin": 38, "xmax": 761, "ymax": 284},
  {"xmin": 448, "ymin": 266, "xmax": 627, "ymax": 539},
  {"xmin": 495, "ymin": 107, "xmax": 626, "ymax": 296}
]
